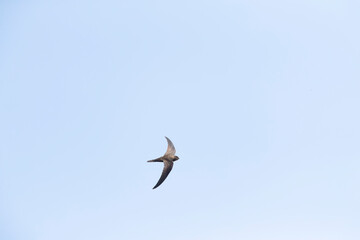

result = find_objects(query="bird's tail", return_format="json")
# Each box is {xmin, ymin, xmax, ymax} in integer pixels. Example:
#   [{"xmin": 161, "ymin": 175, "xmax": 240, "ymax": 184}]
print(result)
[{"xmin": 147, "ymin": 157, "xmax": 163, "ymax": 163}]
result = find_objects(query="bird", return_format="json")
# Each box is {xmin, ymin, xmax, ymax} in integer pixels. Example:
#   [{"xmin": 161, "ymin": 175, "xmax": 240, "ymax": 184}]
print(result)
[{"xmin": 147, "ymin": 137, "xmax": 180, "ymax": 189}]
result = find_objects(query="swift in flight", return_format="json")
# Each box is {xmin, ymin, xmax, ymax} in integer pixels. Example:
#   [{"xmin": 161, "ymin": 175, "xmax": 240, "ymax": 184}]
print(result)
[{"xmin": 148, "ymin": 137, "xmax": 180, "ymax": 189}]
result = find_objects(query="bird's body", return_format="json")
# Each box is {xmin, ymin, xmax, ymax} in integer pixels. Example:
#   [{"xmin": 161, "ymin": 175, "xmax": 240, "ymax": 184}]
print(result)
[{"xmin": 147, "ymin": 137, "xmax": 179, "ymax": 189}]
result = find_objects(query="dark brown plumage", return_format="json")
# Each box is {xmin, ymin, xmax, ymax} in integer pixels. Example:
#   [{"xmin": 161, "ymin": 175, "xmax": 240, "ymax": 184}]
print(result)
[{"xmin": 147, "ymin": 137, "xmax": 179, "ymax": 189}]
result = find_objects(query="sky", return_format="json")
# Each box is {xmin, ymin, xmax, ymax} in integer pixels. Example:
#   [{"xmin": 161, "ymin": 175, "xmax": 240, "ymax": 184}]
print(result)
[{"xmin": 1, "ymin": 0, "xmax": 359, "ymax": 239}]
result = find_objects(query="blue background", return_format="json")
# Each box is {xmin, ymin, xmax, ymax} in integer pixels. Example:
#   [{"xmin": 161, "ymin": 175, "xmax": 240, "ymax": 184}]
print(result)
[{"xmin": 1, "ymin": 1, "xmax": 359, "ymax": 239}]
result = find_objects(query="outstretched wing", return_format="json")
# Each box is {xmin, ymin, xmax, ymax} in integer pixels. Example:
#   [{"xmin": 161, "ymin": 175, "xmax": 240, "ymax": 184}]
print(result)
[
  {"xmin": 152, "ymin": 160, "xmax": 173, "ymax": 189},
  {"xmin": 164, "ymin": 136, "xmax": 176, "ymax": 157}
]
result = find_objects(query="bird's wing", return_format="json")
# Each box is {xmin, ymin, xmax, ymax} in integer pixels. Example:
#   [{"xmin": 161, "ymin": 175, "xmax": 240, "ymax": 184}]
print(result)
[
  {"xmin": 152, "ymin": 160, "xmax": 173, "ymax": 189},
  {"xmin": 164, "ymin": 136, "xmax": 176, "ymax": 157}
]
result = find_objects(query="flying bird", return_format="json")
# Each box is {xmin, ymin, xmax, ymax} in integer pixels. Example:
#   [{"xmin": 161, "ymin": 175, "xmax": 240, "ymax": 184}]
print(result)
[{"xmin": 147, "ymin": 137, "xmax": 180, "ymax": 189}]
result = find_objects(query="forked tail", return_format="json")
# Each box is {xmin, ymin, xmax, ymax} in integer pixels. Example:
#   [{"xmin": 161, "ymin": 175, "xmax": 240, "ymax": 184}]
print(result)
[{"xmin": 147, "ymin": 157, "xmax": 163, "ymax": 162}]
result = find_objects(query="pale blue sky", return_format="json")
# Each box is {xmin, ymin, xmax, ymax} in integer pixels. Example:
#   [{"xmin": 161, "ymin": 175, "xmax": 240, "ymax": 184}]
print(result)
[{"xmin": 1, "ymin": 1, "xmax": 359, "ymax": 239}]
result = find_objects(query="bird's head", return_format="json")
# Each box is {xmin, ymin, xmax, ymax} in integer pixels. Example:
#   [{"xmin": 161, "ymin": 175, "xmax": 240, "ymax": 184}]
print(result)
[{"xmin": 173, "ymin": 156, "xmax": 180, "ymax": 161}]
